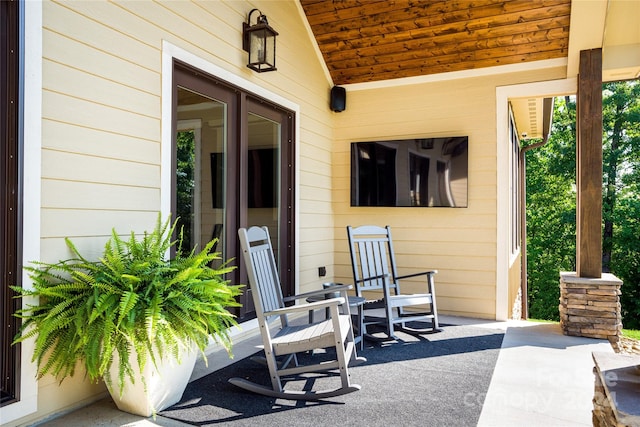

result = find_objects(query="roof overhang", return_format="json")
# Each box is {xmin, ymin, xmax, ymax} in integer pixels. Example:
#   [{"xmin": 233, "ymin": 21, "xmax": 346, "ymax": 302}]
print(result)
[{"xmin": 568, "ymin": 0, "xmax": 640, "ymax": 82}]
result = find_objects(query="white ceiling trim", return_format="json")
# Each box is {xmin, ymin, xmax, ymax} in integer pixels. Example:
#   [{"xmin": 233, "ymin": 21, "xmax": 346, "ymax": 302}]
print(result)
[{"xmin": 344, "ymin": 58, "xmax": 568, "ymax": 92}]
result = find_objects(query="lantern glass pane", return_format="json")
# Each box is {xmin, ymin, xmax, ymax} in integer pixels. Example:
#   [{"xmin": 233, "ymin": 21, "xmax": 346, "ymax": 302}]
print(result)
[
  {"xmin": 264, "ymin": 34, "xmax": 275, "ymax": 65},
  {"xmin": 249, "ymin": 31, "xmax": 266, "ymax": 64}
]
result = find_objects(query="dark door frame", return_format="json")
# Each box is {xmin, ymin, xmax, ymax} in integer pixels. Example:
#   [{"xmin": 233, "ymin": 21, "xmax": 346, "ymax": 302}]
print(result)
[
  {"xmin": 1, "ymin": 0, "xmax": 22, "ymax": 407},
  {"xmin": 172, "ymin": 60, "xmax": 296, "ymax": 321}
]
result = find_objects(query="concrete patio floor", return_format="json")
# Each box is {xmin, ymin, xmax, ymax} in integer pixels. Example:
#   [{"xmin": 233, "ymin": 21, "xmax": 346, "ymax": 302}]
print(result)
[{"xmin": 30, "ymin": 315, "xmax": 613, "ymax": 427}]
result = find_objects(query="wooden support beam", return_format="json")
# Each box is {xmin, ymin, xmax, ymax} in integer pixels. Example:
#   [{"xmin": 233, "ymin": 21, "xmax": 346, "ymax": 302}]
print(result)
[{"xmin": 576, "ymin": 48, "xmax": 603, "ymax": 278}]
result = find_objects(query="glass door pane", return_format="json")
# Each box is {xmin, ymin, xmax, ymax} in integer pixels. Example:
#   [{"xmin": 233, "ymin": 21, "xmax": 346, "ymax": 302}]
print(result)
[
  {"xmin": 247, "ymin": 112, "xmax": 280, "ymax": 257},
  {"xmin": 176, "ymin": 87, "xmax": 226, "ymax": 265}
]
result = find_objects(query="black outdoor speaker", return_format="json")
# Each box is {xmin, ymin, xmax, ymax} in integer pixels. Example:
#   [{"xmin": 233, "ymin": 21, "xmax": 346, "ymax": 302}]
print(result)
[{"xmin": 330, "ymin": 86, "xmax": 346, "ymax": 112}]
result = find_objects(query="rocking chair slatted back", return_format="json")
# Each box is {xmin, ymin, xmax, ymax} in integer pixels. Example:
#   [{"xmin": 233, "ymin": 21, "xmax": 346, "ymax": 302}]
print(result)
[
  {"xmin": 349, "ymin": 225, "xmax": 399, "ymax": 296},
  {"xmin": 241, "ymin": 226, "xmax": 284, "ymax": 322}
]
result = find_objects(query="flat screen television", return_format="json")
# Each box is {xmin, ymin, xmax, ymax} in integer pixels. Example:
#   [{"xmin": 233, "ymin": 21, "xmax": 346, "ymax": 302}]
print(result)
[{"xmin": 350, "ymin": 136, "xmax": 468, "ymax": 207}]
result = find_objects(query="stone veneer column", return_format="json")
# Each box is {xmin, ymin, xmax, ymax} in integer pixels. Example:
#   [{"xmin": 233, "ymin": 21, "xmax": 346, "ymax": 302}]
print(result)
[{"xmin": 559, "ymin": 272, "xmax": 622, "ymax": 339}]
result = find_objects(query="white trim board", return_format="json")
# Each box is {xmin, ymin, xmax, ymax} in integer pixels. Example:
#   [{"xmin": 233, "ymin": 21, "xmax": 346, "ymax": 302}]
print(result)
[{"xmin": 346, "ymin": 58, "xmax": 568, "ymax": 91}]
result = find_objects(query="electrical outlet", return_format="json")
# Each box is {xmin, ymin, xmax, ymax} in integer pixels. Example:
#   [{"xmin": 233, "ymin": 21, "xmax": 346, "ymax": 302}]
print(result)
[{"xmin": 318, "ymin": 266, "xmax": 326, "ymax": 277}]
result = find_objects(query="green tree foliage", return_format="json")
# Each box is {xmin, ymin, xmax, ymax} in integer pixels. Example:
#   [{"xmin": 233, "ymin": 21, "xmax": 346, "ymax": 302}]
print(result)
[
  {"xmin": 526, "ymin": 81, "xmax": 640, "ymax": 327},
  {"xmin": 602, "ymin": 81, "xmax": 640, "ymax": 328},
  {"xmin": 525, "ymin": 96, "xmax": 577, "ymax": 320}
]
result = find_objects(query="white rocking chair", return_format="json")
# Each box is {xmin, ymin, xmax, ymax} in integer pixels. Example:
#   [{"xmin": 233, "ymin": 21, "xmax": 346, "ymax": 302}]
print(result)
[
  {"xmin": 229, "ymin": 226, "xmax": 365, "ymax": 400},
  {"xmin": 347, "ymin": 225, "xmax": 440, "ymax": 340}
]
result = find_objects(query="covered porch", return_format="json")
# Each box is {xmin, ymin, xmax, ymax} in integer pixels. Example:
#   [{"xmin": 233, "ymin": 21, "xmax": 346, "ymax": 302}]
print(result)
[
  {"xmin": 38, "ymin": 315, "xmax": 615, "ymax": 427},
  {"xmin": 4, "ymin": 1, "xmax": 640, "ymax": 425}
]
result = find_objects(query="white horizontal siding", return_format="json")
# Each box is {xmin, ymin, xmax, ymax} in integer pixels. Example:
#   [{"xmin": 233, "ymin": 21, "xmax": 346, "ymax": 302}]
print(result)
[
  {"xmin": 42, "ymin": 180, "xmax": 159, "ymax": 211},
  {"xmin": 41, "ymin": 210, "xmax": 161, "ymax": 240},
  {"xmin": 42, "ymin": 121, "xmax": 160, "ymax": 164},
  {"xmin": 43, "ymin": 59, "xmax": 160, "ymax": 117},
  {"xmin": 44, "ymin": 1, "xmax": 160, "ymax": 71},
  {"xmin": 43, "ymin": 29, "xmax": 160, "ymax": 94},
  {"xmin": 42, "ymin": 150, "xmax": 159, "ymax": 187},
  {"xmin": 42, "ymin": 91, "xmax": 159, "ymax": 140}
]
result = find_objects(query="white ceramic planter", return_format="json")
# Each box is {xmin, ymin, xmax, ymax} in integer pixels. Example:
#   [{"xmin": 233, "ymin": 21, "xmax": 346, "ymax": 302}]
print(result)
[{"xmin": 105, "ymin": 344, "xmax": 198, "ymax": 417}]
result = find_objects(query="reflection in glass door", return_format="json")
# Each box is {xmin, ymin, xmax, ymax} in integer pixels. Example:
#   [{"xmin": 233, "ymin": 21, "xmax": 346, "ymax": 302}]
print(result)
[
  {"xmin": 247, "ymin": 112, "xmax": 280, "ymax": 257},
  {"xmin": 176, "ymin": 87, "xmax": 226, "ymax": 265}
]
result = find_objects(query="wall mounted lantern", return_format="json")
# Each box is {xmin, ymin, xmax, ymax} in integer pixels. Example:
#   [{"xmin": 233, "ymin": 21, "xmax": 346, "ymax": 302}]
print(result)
[{"xmin": 242, "ymin": 9, "xmax": 278, "ymax": 73}]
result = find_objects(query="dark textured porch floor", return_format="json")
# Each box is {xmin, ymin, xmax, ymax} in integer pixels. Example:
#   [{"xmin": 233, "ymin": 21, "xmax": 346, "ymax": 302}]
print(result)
[{"xmin": 34, "ymin": 316, "xmax": 612, "ymax": 427}]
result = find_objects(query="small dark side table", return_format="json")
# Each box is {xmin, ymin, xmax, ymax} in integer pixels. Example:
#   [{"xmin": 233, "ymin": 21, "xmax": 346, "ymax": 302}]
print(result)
[{"xmin": 306, "ymin": 283, "xmax": 365, "ymax": 351}]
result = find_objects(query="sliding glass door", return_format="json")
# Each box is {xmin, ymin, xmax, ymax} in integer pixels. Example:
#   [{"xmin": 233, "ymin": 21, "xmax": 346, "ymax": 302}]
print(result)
[{"xmin": 173, "ymin": 62, "xmax": 294, "ymax": 320}]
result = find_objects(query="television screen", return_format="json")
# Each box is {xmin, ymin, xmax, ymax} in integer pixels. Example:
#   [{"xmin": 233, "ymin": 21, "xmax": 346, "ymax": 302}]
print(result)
[{"xmin": 350, "ymin": 137, "xmax": 468, "ymax": 207}]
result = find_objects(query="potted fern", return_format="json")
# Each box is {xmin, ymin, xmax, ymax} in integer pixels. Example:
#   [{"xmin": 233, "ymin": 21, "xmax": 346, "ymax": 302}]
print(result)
[{"xmin": 12, "ymin": 215, "xmax": 242, "ymax": 416}]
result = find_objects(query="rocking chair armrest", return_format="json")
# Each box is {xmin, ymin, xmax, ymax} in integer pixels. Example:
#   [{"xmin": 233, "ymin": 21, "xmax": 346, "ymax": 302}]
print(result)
[
  {"xmin": 396, "ymin": 270, "xmax": 438, "ymax": 280},
  {"xmin": 265, "ymin": 297, "xmax": 346, "ymax": 317},
  {"xmin": 283, "ymin": 284, "xmax": 352, "ymax": 302}
]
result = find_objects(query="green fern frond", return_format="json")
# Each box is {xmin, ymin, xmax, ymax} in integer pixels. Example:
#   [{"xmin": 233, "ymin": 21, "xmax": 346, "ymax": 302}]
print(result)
[
  {"xmin": 89, "ymin": 293, "xmax": 119, "ymax": 324},
  {"xmin": 117, "ymin": 291, "xmax": 139, "ymax": 326},
  {"xmin": 92, "ymin": 282, "xmax": 123, "ymax": 296},
  {"xmin": 144, "ymin": 293, "xmax": 162, "ymax": 336}
]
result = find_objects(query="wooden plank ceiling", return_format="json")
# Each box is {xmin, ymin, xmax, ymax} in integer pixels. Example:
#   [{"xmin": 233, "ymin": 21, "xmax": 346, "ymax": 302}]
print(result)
[{"xmin": 300, "ymin": 0, "xmax": 572, "ymax": 85}]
